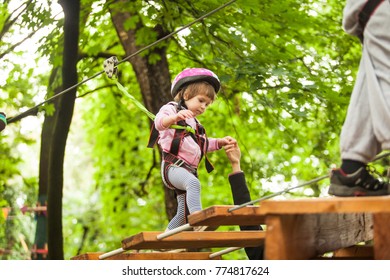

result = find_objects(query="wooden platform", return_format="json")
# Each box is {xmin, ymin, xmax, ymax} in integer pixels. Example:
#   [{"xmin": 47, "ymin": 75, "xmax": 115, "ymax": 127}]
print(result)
[
  {"xmin": 73, "ymin": 196, "xmax": 390, "ymax": 260},
  {"xmin": 259, "ymin": 196, "xmax": 390, "ymax": 259},
  {"xmin": 186, "ymin": 196, "xmax": 390, "ymax": 259},
  {"xmin": 71, "ymin": 252, "xmax": 222, "ymax": 260},
  {"xmin": 121, "ymin": 231, "xmax": 265, "ymax": 250},
  {"xmin": 259, "ymin": 196, "xmax": 390, "ymax": 214}
]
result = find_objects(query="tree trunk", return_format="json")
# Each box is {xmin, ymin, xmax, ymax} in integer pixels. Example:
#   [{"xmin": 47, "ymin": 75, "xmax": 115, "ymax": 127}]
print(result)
[
  {"xmin": 33, "ymin": 69, "xmax": 58, "ymax": 260},
  {"xmin": 45, "ymin": 0, "xmax": 80, "ymax": 260},
  {"xmin": 109, "ymin": 4, "xmax": 177, "ymax": 220}
]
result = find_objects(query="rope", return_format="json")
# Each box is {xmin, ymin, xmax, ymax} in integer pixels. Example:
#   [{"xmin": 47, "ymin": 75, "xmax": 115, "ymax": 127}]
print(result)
[
  {"xmin": 6, "ymin": 0, "xmax": 237, "ymax": 124},
  {"xmin": 114, "ymin": 79, "xmax": 156, "ymax": 120},
  {"xmin": 228, "ymin": 174, "xmax": 329, "ymax": 212},
  {"xmin": 7, "ymin": 71, "xmax": 103, "ymax": 124},
  {"xmin": 372, "ymin": 151, "xmax": 390, "ymax": 162},
  {"xmin": 114, "ymin": 79, "xmax": 196, "ymax": 134},
  {"xmin": 114, "ymin": 0, "xmax": 237, "ymax": 68}
]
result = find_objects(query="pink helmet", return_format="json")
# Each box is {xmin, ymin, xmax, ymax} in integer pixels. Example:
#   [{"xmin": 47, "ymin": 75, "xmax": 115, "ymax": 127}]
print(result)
[{"xmin": 171, "ymin": 68, "xmax": 220, "ymax": 98}]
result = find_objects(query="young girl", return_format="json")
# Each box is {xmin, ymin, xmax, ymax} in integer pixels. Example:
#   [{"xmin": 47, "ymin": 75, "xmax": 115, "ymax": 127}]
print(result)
[{"xmin": 150, "ymin": 68, "xmax": 235, "ymax": 230}]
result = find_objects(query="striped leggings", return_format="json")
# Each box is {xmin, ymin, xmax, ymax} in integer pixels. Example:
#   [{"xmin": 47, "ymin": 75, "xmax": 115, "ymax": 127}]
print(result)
[{"xmin": 163, "ymin": 165, "xmax": 202, "ymax": 230}]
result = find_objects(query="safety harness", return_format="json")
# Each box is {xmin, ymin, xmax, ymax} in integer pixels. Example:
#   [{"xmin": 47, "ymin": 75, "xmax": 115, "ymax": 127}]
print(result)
[
  {"xmin": 147, "ymin": 102, "xmax": 214, "ymax": 191},
  {"xmin": 358, "ymin": 0, "xmax": 384, "ymax": 42}
]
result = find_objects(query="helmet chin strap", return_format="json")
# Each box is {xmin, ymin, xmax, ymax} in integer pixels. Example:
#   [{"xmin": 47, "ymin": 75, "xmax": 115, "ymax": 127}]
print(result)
[{"xmin": 178, "ymin": 99, "xmax": 187, "ymax": 110}]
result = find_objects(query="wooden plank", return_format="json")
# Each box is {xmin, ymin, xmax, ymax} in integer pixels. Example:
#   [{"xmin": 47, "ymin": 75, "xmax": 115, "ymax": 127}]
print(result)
[
  {"xmin": 373, "ymin": 213, "xmax": 390, "ymax": 260},
  {"xmin": 332, "ymin": 245, "xmax": 374, "ymax": 259},
  {"xmin": 71, "ymin": 252, "xmax": 222, "ymax": 260},
  {"xmin": 188, "ymin": 205, "xmax": 266, "ymax": 226},
  {"xmin": 265, "ymin": 213, "xmax": 373, "ymax": 260},
  {"xmin": 122, "ymin": 231, "xmax": 265, "ymax": 250},
  {"xmin": 260, "ymin": 196, "xmax": 390, "ymax": 214}
]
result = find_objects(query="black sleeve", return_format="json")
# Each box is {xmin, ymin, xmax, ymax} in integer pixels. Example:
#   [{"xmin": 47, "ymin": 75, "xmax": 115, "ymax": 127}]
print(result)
[
  {"xmin": 228, "ymin": 171, "xmax": 264, "ymax": 260},
  {"xmin": 229, "ymin": 171, "xmax": 252, "ymax": 205}
]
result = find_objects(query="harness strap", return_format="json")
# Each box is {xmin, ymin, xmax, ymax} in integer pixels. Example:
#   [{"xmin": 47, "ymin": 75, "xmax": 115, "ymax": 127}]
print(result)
[
  {"xmin": 195, "ymin": 122, "xmax": 214, "ymax": 173},
  {"xmin": 162, "ymin": 152, "xmax": 198, "ymax": 194},
  {"xmin": 147, "ymin": 122, "xmax": 159, "ymax": 148},
  {"xmin": 163, "ymin": 152, "xmax": 198, "ymax": 174},
  {"xmin": 358, "ymin": 0, "xmax": 384, "ymax": 41},
  {"xmin": 169, "ymin": 119, "xmax": 189, "ymax": 156}
]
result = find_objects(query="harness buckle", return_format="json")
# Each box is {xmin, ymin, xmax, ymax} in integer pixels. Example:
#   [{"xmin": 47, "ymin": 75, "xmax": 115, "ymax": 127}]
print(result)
[
  {"xmin": 162, "ymin": 152, "xmax": 197, "ymax": 175},
  {"xmin": 173, "ymin": 158, "xmax": 185, "ymax": 168}
]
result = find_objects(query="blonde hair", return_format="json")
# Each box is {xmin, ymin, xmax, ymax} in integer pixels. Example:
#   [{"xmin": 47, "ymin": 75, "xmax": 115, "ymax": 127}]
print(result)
[{"xmin": 174, "ymin": 82, "xmax": 217, "ymax": 102}]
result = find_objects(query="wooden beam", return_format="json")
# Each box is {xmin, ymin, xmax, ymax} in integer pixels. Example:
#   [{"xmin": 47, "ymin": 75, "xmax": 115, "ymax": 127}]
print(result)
[
  {"xmin": 188, "ymin": 205, "xmax": 265, "ymax": 226},
  {"xmin": 260, "ymin": 196, "xmax": 390, "ymax": 214},
  {"xmin": 332, "ymin": 245, "xmax": 374, "ymax": 259},
  {"xmin": 71, "ymin": 252, "xmax": 222, "ymax": 260},
  {"xmin": 122, "ymin": 231, "xmax": 265, "ymax": 251},
  {"xmin": 265, "ymin": 213, "xmax": 373, "ymax": 260},
  {"xmin": 373, "ymin": 213, "xmax": 390, "ymax": 260}
]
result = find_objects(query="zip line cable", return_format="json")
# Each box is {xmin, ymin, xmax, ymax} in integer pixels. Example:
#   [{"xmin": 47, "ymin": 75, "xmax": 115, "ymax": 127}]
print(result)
[
  {"xmin": 6, "ymin": 0, "xmax": 237, "ymax": 124},
  {"xmin": 228, "ymin": 175, "xmax": 329, "ymax": 212},
  {"xmin": 113, "ymin": 0, "xmax": 237, "ymax": 68},
  {"xmin": 7, "ymin": 71, "xmax": 103, "ymax": 124}
]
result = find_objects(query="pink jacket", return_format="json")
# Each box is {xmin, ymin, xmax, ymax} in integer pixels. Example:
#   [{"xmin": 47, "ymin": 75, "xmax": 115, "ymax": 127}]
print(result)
[{"xmin": 154, "ymin": 102, "xmax": 220, "ymax": 168}]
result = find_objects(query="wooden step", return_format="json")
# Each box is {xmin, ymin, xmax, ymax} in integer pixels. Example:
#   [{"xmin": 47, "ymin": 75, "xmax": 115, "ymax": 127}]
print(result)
[
  {"xmin": 71, "ymin": 251, "xmax": 222, "ymax": 260},
  {"xmin": 188, "ymin": 205, "xmax": 265, "ymax": 227},
  {"xmin": 122, "ymin": 231, "xmax": 265, "ymax": 251}
]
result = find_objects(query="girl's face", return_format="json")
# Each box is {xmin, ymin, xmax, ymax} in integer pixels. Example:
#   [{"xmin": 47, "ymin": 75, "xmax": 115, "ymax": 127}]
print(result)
[{"xmin": 184, "ymin": 94, "xmax": 212, "ymax": 117}]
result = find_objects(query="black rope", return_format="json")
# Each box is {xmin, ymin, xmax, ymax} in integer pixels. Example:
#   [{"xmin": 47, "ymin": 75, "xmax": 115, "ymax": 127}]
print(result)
[{"xmin": 6, "ymin": 0, "xmax": 237, "ymax": 124}]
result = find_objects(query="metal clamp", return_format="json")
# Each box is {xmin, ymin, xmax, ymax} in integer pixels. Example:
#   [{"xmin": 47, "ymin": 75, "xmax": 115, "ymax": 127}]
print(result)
[{"xmin": 103, "ymin": 56, "xmax": 118, "ymax": 78}]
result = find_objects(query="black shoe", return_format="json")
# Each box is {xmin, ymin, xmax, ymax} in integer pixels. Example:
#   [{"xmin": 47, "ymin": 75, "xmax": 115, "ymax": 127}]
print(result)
[{"xmin": 328, "ymin": 167, "xmax": 390, "ymax": 197}]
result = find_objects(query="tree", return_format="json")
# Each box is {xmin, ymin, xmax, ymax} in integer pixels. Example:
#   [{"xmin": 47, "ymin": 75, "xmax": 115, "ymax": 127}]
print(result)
[
  {"xmin": 108, "ymin": 0, "xmax": 179, "ymax": 221},
  {"xmin": 37, "ymin": 0, "xmax": 80, "ymax": 260}
]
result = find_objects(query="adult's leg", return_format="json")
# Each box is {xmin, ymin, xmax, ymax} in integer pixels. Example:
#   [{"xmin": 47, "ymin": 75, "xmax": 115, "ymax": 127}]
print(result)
[
  {"xmin": 363, "ymin": 1, "xmax": 390, "ymax": 151},
  {"xmin": 340, "ymin": 1, "xmax": 390, "ymax": 163}
]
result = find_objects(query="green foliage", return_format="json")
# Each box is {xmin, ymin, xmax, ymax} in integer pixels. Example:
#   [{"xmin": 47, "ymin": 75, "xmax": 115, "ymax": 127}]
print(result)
[{"xmin": 1, "ymin": 0, "xmax": 366, "ymax": 260}]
